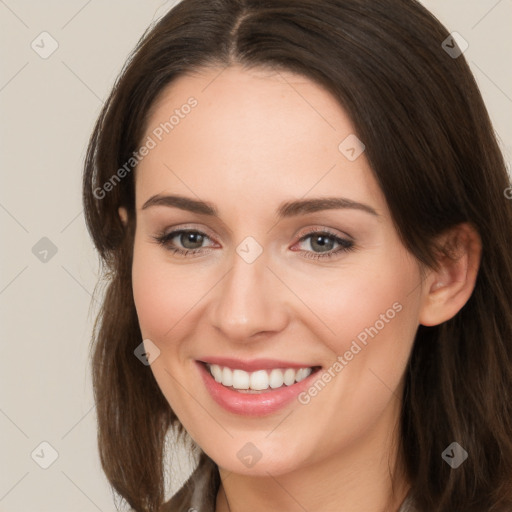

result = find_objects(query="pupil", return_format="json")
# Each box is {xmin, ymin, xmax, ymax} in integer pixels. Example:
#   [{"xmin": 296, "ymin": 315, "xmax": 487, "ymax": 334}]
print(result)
[
  {"xmin": 182, "ymin": 232, "xmax": 203, "ymax": 249},
  {"xmin": 312, "ymin": 235, "xmax": 333, "ymax": 252}
]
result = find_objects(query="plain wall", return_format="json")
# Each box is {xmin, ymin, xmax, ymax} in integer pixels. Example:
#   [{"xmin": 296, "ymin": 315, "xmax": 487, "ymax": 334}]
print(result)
[{"xmin": 1, "ymin": 1, "xmax": 511, "ymax": 510}]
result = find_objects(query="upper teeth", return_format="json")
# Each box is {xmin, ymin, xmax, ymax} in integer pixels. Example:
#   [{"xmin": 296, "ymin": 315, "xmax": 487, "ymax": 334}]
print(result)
[{"xmin": 207, "ymin": 364, "xmax": 313, "ymax": 391}]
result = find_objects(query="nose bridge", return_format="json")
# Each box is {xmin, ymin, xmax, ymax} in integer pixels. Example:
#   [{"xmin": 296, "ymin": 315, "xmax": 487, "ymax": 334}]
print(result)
[{"xmin": 209, "ymin": 242, "xmax": 288, "ymax": 341}]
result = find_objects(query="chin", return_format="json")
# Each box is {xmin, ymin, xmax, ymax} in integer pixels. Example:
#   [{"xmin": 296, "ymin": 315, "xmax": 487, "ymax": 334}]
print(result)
[{"xmin": 201, "ymin": 437, "xmax": 315, "ymax": 477}]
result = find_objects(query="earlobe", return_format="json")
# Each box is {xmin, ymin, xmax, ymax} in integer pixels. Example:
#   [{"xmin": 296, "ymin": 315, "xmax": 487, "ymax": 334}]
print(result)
[
  {"xmin": 118, "ymin": 206, "xmax": 128, "ymax": 226},
  {"xmin": 419, "ymin": 223, "xmax": 482, "ymax": 327}
]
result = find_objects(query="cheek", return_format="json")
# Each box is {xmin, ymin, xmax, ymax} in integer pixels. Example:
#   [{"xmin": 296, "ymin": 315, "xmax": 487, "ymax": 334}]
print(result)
[
  {"xmin": 131, "ymin": 239, "xmax": 223, "ymax": 348},
  {"xmin": 291, "ymin": 249, "xmax": 421, "ymax": 426},
  {"xmin": 293, "ymin": 255, "xmax": 418, "ymax": 358},
  {"xmin": 131, "ymin": 241, "xmax": 199, "ymax": 411},
  {"xmin": 131, "ymin": 239, "xmax": 189, "ymax": 341},
  {"xmin": 311, "ymin": 254, "xmax": 420, "ymax": 410}
]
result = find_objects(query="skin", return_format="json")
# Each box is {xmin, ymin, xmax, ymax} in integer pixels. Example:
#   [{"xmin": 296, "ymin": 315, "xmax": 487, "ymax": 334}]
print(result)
[{"xmin": 119, "ymin": 65, "xmax": 481, "ymax": 512}]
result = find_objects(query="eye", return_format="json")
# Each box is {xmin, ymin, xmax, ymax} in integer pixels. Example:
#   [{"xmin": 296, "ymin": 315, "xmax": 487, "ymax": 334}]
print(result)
[
  {"xmin": 293, "ymin": 229, "xmax": 355, "ymax": 260},
  {"xmin": 152, "ymin": 229, "xmax": 215, "ymax": 257},
  {"xmin": 152, "ymin": 227, "xmax": 356, "ymax": 260}
]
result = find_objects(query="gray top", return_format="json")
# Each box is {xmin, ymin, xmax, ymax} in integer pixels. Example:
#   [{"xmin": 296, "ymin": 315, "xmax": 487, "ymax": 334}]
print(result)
[{"xmin": 160, "ymin": 453, "xmax": 418, "ymax": 511}]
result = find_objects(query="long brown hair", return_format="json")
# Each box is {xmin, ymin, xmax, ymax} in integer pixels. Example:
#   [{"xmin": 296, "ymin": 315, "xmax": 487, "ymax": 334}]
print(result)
[{"xmin": 82, "ymin": 1, "xmax": 512, "ymax": 510}]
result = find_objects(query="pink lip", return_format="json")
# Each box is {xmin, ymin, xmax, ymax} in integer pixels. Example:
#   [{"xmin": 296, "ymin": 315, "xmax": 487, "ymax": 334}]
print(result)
[
  {"xmin": 196, "ymin": 360, "xmax": 320, "ymax": 417},
  {"xmin": 198, "ymin": 356, "xmax": 316, "ymax": 372}
]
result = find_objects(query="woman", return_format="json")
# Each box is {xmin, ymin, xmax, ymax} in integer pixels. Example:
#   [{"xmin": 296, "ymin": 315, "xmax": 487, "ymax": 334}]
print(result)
[{"xmin": 82, "ymin": 1, "xmax": 512, "ymax": 511}]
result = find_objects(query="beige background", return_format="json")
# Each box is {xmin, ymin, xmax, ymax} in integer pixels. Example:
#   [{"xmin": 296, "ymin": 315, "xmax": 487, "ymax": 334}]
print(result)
[{"xmin": 0, "ymin": 1, "xmax": 511, "ymax": 511}]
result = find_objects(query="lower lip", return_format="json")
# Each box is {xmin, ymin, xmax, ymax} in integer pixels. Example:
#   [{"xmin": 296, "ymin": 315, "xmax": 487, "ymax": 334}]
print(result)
[{"xmin": 196, "ymin": 361, "xmax": 320, "ymax": 416}]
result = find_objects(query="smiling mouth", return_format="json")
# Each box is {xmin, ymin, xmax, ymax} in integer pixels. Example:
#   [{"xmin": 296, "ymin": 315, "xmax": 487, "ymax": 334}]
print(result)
[{"xmin": 202, "ymin": 362, "xmax": 322, "ymax": 393}]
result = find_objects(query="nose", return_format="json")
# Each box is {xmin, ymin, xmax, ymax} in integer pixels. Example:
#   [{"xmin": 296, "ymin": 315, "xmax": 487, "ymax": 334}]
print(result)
[{"xmin": 208, "ymin": 247, "xmax": 290, "ymax": 343}]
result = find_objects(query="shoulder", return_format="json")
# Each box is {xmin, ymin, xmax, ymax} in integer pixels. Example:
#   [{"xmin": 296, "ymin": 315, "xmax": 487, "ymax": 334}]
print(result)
[
  {"xmin": 160, "ymin": 453, "xmax": 219, "ymax": 512},
  {"xmin": 160, "ymin": 457, "xmax": 417, "ymax": 512},
  {"xmin": 398, "ymin": 491, "xmax": 419, "ymax": 512}
]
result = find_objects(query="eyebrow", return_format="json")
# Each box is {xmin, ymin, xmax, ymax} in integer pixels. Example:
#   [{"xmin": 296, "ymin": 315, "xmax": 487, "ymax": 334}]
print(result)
[{"xmin": 141, "ymin": 194, "xmax": 380, "ymax": 218}]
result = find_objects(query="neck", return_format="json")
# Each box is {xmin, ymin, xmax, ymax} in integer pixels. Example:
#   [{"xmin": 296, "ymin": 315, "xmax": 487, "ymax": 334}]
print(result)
[{"xmin": 215, "ymin": 400, "xmax": 410, "ymax": 512}]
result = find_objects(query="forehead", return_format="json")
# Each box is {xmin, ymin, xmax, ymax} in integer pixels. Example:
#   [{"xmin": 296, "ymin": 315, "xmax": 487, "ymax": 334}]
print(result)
[{"xmin": 135, "ymin": 65, "xmax": 386, "ymax": 217}]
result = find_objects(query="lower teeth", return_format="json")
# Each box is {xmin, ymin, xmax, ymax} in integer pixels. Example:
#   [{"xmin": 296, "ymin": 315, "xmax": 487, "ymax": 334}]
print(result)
[{"xmin": 230, "ymin": 386, "xmax": 281, "ymax": 393}]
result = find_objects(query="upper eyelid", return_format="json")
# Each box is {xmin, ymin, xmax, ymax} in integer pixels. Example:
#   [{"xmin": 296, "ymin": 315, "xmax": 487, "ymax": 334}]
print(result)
[
  {"xmin": 158, "ymin": 224, "xmax": 215, "ymax": 238},
  {"xmin": 296, "ymin": 226, "xmax": 353, "ymax": 242}
]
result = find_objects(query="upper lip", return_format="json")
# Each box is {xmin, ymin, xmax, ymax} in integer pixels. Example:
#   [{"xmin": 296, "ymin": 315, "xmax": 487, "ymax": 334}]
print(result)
[{"xmin": 198, "ymin": 357, "xmax": 321, "ymax": 372}]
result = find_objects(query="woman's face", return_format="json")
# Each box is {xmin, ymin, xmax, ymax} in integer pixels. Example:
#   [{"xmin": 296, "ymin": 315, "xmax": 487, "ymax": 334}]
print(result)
[{"xmin": 130, "ymin": 65, "xmax": 426, "ymax": 476}]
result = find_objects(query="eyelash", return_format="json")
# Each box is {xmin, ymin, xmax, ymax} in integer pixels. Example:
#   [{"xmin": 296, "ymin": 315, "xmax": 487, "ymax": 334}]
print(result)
[{"xmin": 152, "ymin": 228, "xmax": 356, "ymax": 260}]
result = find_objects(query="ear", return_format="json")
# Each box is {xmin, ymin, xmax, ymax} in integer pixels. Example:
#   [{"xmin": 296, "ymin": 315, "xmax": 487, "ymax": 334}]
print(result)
[
  {"xmin": 118, "ymin": 206, "xmax": 128, "ymax": 226},
  {"xmin": 419, "ymin": 222, "xmax": 482, "ymax": 327}
]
